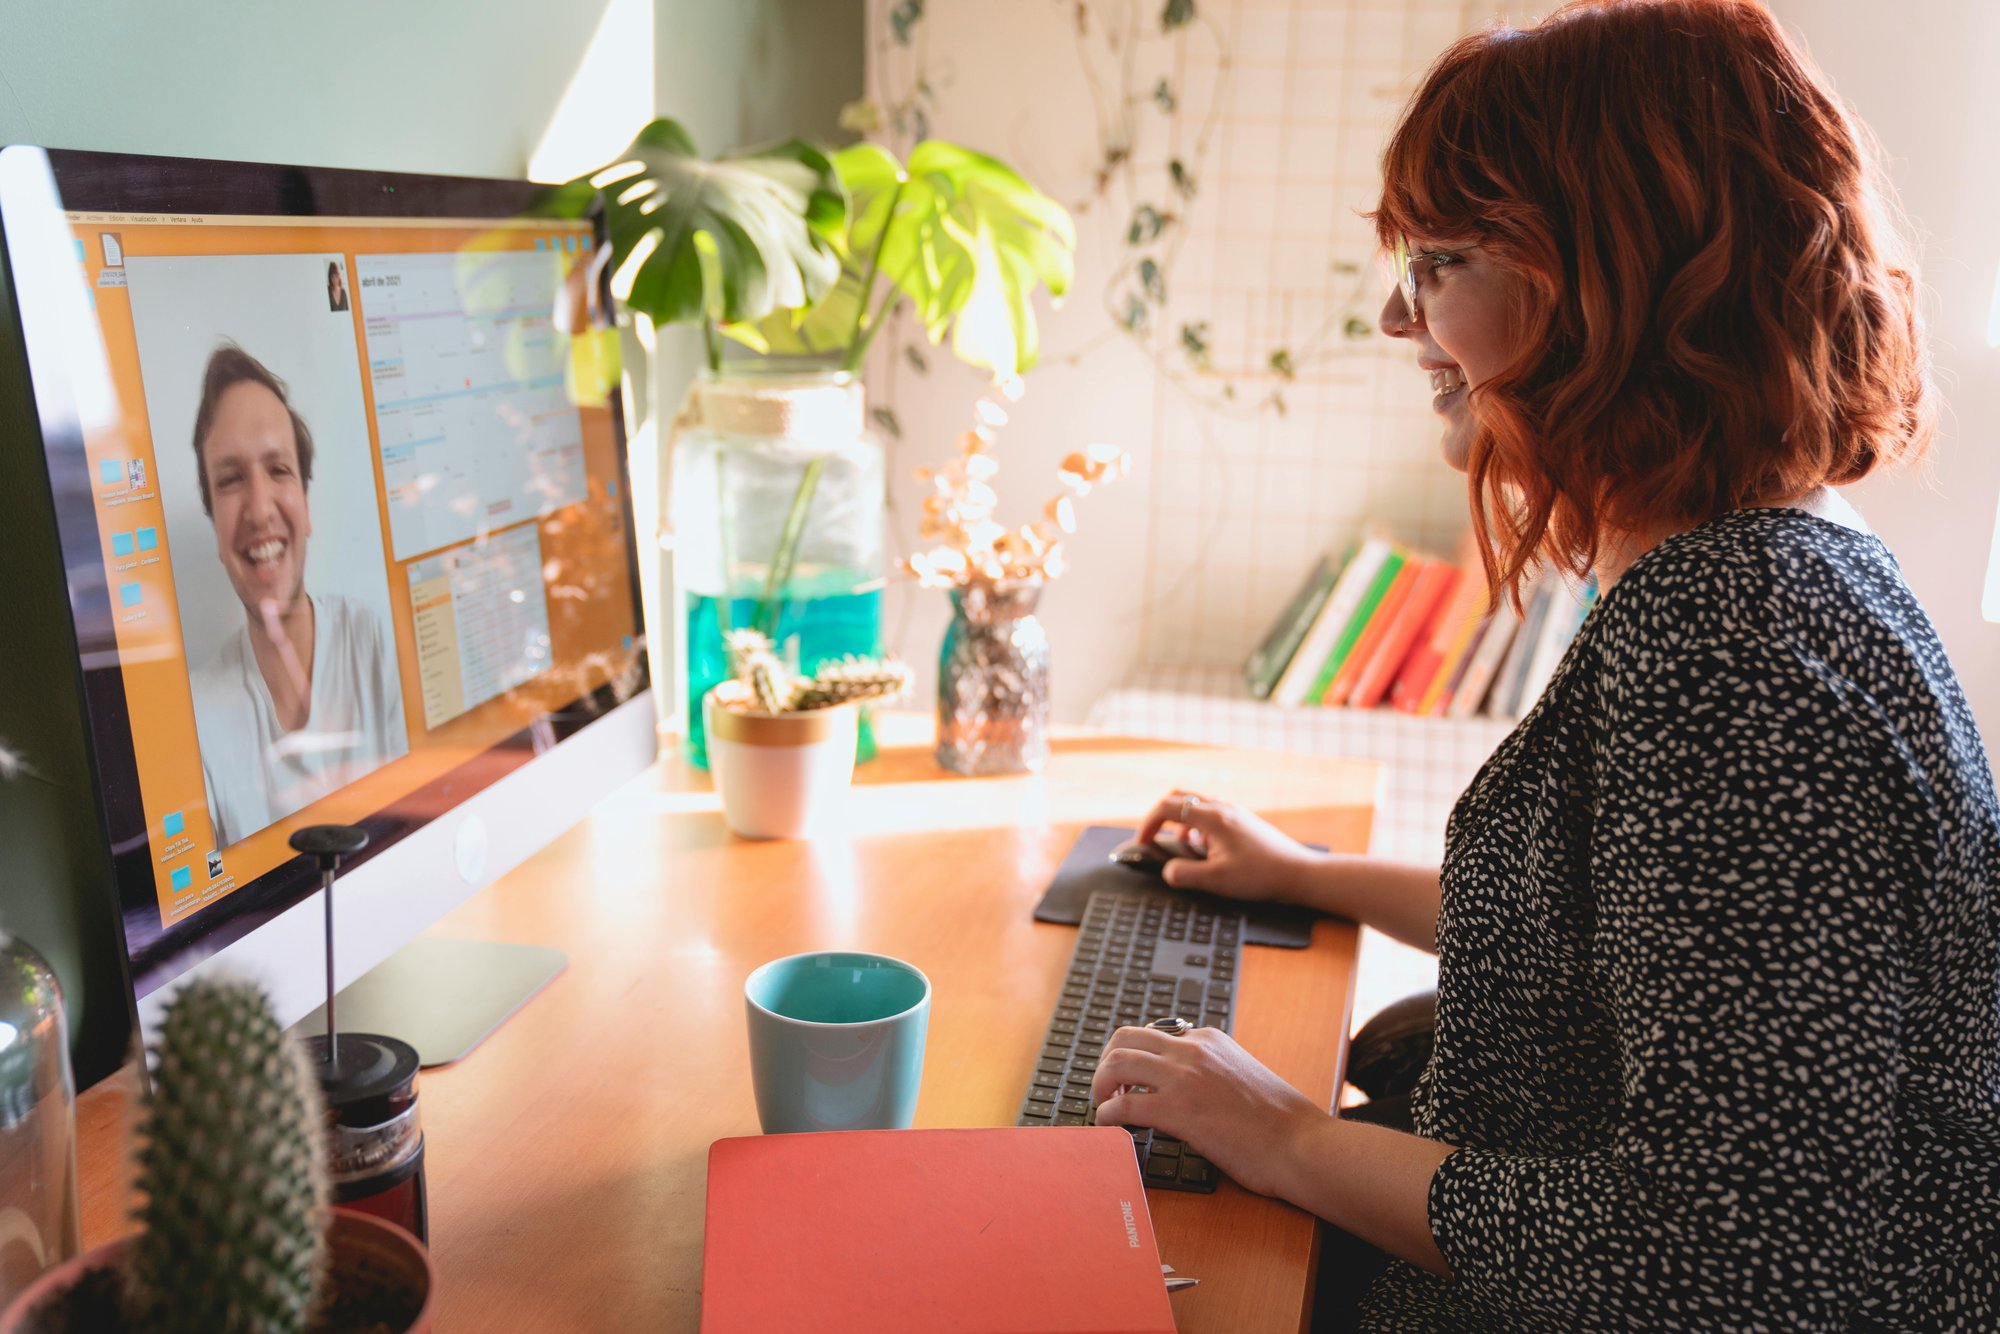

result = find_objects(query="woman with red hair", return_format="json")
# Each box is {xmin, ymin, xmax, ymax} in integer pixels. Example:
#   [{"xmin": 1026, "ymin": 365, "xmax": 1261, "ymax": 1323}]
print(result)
[{"xmin": 1095, "ymin": 0, "xmax": 1998, "ymax": 1327}]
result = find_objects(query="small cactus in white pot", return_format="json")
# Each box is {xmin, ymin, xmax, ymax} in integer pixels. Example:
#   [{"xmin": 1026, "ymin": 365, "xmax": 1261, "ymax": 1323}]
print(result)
[{"xmin": 704, "ymin": 631, "xmax": 912, "ymax": 839}]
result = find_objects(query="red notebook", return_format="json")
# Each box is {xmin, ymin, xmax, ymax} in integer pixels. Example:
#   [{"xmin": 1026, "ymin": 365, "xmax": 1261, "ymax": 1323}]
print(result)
[{"xmin": 701, "ymin": 1127, "xmax": 1179, "ymax": 1333}]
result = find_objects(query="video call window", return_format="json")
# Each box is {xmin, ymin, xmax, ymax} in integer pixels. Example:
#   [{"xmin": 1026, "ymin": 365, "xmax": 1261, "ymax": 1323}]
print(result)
[{"xmin": 74, "ymin": 211, "xmax": 637, "ymax": 932}]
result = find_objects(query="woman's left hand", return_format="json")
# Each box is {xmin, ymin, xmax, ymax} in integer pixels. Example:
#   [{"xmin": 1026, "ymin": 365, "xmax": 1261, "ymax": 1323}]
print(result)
[{"xmin": 1089, "ymin": 1025, "xmax": 1324, "ymax": 1200}]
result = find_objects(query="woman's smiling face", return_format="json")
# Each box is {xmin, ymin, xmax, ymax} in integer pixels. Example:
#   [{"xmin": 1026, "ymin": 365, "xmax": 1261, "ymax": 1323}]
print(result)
[{"xmin": 1377, "ymin": 240, "xmax": 1523, "ymax": 472}]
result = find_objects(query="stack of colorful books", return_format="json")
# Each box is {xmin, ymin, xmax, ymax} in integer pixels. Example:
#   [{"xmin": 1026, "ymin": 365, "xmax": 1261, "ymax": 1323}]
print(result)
[{"xmin": 1242, "ymin": 537, "xmax": 1598, "ymax": 719}]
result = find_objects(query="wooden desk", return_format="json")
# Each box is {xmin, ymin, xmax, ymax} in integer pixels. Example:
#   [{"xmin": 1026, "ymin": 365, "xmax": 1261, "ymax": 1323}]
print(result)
[{"xmin": 78, "ymin": 719, "xmax": 1376, "ymax": 1332}]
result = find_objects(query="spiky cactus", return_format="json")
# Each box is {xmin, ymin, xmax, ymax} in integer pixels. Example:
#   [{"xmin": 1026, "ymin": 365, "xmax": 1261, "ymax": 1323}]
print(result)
[
  {"xmin": 124, "ymin": 978, "xmax": 329, "ymax": 1334},
  {"xmin": 719, "ymin": 629, "xmax": 910, "ymax": 716},
  {"xmin": 749, "ymin": 657, "xmax": 791, "ymax": 713},
  {"xmin": 788, "ymin": 657, "xmax": 914, "ymax": 711}
]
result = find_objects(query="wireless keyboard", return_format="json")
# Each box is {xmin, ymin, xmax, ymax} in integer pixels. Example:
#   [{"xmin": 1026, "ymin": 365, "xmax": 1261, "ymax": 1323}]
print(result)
[{"xmin": 1017, "ymin": 887, "xmax": 1243, "ymax": 1192}]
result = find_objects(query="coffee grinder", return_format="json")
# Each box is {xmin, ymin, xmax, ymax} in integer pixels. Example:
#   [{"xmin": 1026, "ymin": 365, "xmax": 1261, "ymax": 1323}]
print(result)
[{"xmin": 291, "ymin": 826, "xmax": 429, "ymax": 1243}]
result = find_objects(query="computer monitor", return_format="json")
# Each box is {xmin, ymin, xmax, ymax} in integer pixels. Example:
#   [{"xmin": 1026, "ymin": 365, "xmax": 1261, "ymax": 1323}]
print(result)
[{"xmin": 0, "ymin": 145, "xmax": 656, "ymax": 1086}]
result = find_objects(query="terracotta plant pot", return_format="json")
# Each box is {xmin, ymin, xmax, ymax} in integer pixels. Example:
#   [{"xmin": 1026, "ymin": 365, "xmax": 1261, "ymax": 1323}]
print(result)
[
  {"xmin": 704, "ymin": 682, "xmax": 860, "ymax": 840},
  {"xmin": 0, "ymin": 1208, "xmax": 434, "ymax": 1334}
]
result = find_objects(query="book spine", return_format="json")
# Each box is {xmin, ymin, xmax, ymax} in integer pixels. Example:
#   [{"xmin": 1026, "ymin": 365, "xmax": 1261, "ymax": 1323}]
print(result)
[
  {"xmin": 1416, "ymin": 592, "xmax": 1496, "ymax": 720},
  {"xmin": 1352, "ymin": 560, "xmax": 1456, "ymax": 710},
  {"xmin": 1272, "ymin": 538, "xmax": 1389, "ymax": 707},
  {"xmin": 1428, "ymin": 613, "xmax": 1490, "ymax": 716},
  {"xmin": 1488, "ymin": 580, "xmax": 1552, "ymax": 718},
  {"xmin": 1323, "ymin": 557, "xmax": 1416, "ymax": 707},
  {"xmin": 1514, "ymin": 573, "xmax": 1600, "ymax": 713},
  {"xmin": 1307, "ymin": 550, "xmax": 1406, "ymax": 705},
  {"xmin": 1445, "ymin": 601, "xmax": 1520, "ymax": 718},
  {"xmin": 1399, "ymin": 565, "xmax": 1487, "ymax": 714},
  {"xmin": 1244, "ymin": 551, "xmax": 1341, "ymax": 700}
]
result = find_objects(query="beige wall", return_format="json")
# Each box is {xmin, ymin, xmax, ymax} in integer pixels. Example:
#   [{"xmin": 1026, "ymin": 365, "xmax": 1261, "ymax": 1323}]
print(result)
[
  {"xmin": 861, "ymin": 0, "xmax": 1484, "ymax": 724},
  {"xmin": 863, "ymin": 0, "xmax": 1999, "ymax": 750},
  {"xmin": 1768, "ymin": 0, "xmax": 2000, "ymax": 747}
]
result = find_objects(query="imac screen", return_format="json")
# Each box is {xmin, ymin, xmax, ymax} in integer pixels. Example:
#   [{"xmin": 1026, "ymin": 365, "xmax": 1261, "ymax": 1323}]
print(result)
[{"xmin": 29, "ymin": 152, "xmax": 647, "ymax": 1002}]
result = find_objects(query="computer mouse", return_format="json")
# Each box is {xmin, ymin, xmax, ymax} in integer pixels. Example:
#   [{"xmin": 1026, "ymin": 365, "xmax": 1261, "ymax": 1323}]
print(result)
[{"xmin": 1109, "ymin": 831, "xmax": 1204, "ymax": 878}]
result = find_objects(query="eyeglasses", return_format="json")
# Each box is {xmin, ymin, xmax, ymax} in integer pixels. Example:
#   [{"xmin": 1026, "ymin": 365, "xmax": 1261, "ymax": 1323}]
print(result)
[{"xmin": 1390, "ymin": 236, "xmax": 1473, "ymax": 319}]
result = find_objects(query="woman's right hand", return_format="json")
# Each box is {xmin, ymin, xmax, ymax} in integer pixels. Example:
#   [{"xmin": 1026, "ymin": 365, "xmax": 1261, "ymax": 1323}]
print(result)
[{"xmin": 1133, "ymin": 790, "xmax": 1325, "ymax": 905}]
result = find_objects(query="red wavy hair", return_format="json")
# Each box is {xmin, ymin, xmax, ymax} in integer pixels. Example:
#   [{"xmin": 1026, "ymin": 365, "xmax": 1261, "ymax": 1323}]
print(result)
[{"xmin": 1373, "ymin": 0, "xmax": 1933, "ymax": 599}]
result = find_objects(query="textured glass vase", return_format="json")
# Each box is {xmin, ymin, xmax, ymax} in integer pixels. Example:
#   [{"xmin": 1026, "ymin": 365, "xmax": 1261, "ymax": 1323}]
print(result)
[{"xmin": 936, "ymin": 581, "xmax": 1050, "ymax": 776}]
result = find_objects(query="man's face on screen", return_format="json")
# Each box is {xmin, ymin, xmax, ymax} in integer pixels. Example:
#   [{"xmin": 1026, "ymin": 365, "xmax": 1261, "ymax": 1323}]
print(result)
[{"xmin": 203, "ymin": 381, "xmax": 312, "ymax": 621}]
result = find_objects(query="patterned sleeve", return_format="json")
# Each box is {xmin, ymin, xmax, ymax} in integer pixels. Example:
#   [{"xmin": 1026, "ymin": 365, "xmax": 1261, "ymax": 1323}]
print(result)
[{"xmin": 1426, "ymin": 630, "xmax": 1936, "ymax": 1329}]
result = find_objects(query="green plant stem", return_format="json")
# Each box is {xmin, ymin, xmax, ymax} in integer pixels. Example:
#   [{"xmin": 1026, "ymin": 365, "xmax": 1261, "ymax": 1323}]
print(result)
[
  {"xmin": 753, "ymin": 181, "xmax": 906, "ymax": 637},
  {"xmin": 846, "ymin": 290, "xmax": 904, "ymax": 373},
  {"xmin": 702, "ymin": 316, "xmax": 723, "ymax": 373},
  {"xmin": 715, "ymin": 461, "xmax": 737, "ymax": 637},
  {"xmin": 753, "ymin": 454, "xmax": 825, "ymax": 638},
  {"xmin": 841, "ymin": 181, "xmax": 906, "ymax": 373}
]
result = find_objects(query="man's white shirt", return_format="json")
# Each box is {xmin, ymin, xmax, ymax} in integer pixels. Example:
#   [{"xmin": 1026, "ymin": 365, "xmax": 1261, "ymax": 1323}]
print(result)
[{"xmin": 193, "ymin": 593, "xmax": 408, "ymax": 847}]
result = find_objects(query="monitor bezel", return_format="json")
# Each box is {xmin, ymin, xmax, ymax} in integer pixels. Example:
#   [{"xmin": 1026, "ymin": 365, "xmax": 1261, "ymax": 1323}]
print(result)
[{"xmin": 11, "ymin": 145, "xmax": 648, "ymax": 1015}]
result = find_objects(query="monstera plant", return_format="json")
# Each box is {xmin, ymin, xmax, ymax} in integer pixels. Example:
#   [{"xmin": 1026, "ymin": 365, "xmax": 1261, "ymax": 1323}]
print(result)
[
  {"xmin": 544, "ymin": 119, "xmax": 1076, "ymax": 766},
  {"xmin": 741, "ymin": 140, "xmax": 1076, "ymax": 378},
  {"xmin": 547, "ymin": 119, "xmax": 1073, "ymax": 382},
  {"xmin": 542, "ymin": 119, "xmax": 848, "ymax": 370}
]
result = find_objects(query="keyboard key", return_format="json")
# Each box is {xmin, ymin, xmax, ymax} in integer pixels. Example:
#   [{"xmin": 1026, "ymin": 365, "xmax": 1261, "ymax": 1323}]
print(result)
[{"xmin": 1019, "ymin": 887, "xmax": 1245, "ymax": 1193}]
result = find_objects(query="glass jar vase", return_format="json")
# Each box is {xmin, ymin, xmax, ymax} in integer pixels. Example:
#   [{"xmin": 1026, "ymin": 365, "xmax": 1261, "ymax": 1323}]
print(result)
[
  {"xmin": 668, "ymin": 368, "xmax": 885, "ymax": 770},
  {"xmin": 936, "ymin": 580, "xmax": 1050, "ymax": 775},
  {"xmin": 0, "ymin": 933, "xmax": 79, "ymax": 1308}
]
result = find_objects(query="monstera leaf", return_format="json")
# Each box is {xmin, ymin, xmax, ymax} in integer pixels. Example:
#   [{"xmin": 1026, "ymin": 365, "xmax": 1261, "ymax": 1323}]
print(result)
[
  {"xmin": 730, "ymin": 140, "xmax": 1075, "ymax": 377},
  {"xmin": 875, "ymin": 141, "xmax": 1076, "ymax": 376},
  {"xmin": 573, "ymin": 119, "xmax": 844, "ymax": 337}
]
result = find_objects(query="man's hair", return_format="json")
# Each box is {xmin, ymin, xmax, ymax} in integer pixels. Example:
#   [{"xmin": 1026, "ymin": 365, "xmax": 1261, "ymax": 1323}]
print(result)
[
  {"xmin": 190, "ymin": 344, "xmax": 315, "ymax": 517},
  {"xmin": 1373, "ymin": 0, "xmax": 1932, "ymax": 601}
]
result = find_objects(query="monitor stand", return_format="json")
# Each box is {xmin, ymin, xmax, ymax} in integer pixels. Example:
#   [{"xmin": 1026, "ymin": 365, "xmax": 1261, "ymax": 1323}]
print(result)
[{"xmin": 289, "ymin": 936, "xmax": 566, "ymax": 1068}]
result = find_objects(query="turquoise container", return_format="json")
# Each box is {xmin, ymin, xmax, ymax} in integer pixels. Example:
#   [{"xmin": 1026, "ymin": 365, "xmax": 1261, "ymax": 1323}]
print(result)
[
  {"xmin": 666, "ymin": 368, "xmax": 886, "ymax": 772},
  {"xmin": 743, "ymin": 952, "xmax": 930, "ymax": 1135},
  {"xmin": 683, "ymin": 580, "xmax": 881, "ymax": 770}
]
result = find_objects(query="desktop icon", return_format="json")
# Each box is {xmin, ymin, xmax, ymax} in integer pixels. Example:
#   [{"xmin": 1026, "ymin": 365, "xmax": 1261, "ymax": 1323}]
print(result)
[
  {"xmin": 169, "ymin": 865, "xmax": 192, "ymax": 893},
  {"xmin": 206, "ymin": 850, "xmax": 223, "ymax": 880},
  {"xmin": 126, "ymin": 458, "xmax": 147, "ymax": 489},
  {"xmin": 163, "ymin": 810, "xmax": 185, "ymax": 838},
  {"xmin": 99, "ymin": 233, "xmax": 124, "ymax": 268},
  {"xmin": 98, "ymin": 459, "xmax": 123, "ymax": 486},
  {"xmin": 136, "ymin": 526, "xmax": 158, "ymax": 551},
  {"xmin": 112, "ymin": 532, "xmax": 134, "ymax": 557},
  {"xmin": 119, "ymin": 582, "xmax": 142, "ymax": 608}
]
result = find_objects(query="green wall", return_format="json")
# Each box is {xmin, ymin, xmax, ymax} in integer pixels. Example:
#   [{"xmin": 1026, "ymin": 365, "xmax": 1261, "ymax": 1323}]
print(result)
[{"xmin": 0, "ymin": 0, "xmax": 865, "ymax": 176}]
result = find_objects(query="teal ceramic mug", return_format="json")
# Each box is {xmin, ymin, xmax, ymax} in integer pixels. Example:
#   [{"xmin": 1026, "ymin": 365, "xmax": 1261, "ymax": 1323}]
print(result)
[{"xmin": 744, "ymin": 952, "xmax": 932, "ymax": 1134}]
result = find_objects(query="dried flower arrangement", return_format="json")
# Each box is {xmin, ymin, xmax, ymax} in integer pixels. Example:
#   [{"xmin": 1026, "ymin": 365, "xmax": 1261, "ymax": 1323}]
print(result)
[
  {"xmin": 903, "ymin": 376, "xmax": 1132, "ymax": 589},
  {"xmin": 719, "ymin": 629, "xmax": 913, "ymax": 715}
]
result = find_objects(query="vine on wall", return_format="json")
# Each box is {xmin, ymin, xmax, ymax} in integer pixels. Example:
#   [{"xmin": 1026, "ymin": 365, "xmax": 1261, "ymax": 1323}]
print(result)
[{"xmin": 857, "ymin": 1, "xmax": 1390, "ymax": 422}]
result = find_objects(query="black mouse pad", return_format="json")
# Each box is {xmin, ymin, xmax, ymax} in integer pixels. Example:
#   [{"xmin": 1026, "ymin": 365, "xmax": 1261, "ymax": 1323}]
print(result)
[{"xmin": 1033, "ymin": 825, "xmax": 1318, "ymax": 948}]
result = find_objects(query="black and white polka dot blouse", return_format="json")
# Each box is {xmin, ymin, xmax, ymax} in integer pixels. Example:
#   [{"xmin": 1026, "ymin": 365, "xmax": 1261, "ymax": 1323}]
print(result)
[{"xmin": 1363, "ymin": 508, "xmax": 2000, "ymax": 1331}]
